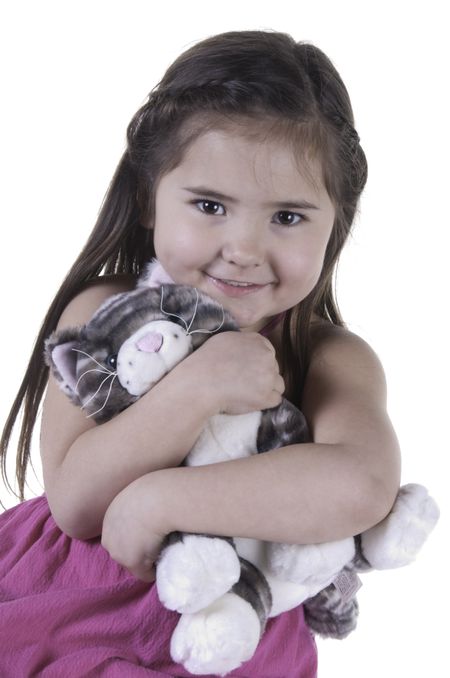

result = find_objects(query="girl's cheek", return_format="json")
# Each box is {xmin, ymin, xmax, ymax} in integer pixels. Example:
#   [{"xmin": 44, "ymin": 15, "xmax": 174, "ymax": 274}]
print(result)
[
  {"xmin": 154, "ymin": 229, "xmax": 211, "ymax": 285},
  {"xmin": 154, "ymin": 223, "xmax": 197, "ymax": 261},
  {"xmin": 285, "ymin": 241, "xmax": 322, "ymax": 274},
  {"xmin": 284, "ymin": 247, "xmax": 325, "ymax": 293}
]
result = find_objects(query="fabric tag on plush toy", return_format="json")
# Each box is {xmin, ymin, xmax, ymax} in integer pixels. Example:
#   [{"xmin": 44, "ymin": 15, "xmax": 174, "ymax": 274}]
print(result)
[{"xmin": 332, "ymin": 570, "xmax": 362, "ymax": 602}]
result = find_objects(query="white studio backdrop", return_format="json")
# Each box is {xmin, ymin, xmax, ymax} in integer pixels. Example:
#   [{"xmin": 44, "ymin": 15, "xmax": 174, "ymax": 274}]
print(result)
[{"xmin": 0, "ymin": 1, "xmax": 447, "ymax": 676}]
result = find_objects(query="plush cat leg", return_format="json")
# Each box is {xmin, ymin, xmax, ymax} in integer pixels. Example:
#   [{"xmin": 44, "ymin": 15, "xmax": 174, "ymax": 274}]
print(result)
[
  {"xmin": 359, "ymin": 483, "xmax": 440, "ymax": 569},
  {"xmin": 266, "ymin": 536, "xmax": 356, "ymax": 604},
  {"xmin": 303, "ymin": 577, "xmax": 359, "ymax": 639},
  {"xmin": 170, "ymin": 559, "xmax": 271, "ymax": 676},
  {"xmin": 303, "ymin": 483, "xmax": 440, "ymax": 640},
  {"xmin": 170, "ymin": 593, "xmax": 260, "ymax": 676},
  {"xmin": 156, "ymin": 532, "xmax": 241, "ymax": 614}
]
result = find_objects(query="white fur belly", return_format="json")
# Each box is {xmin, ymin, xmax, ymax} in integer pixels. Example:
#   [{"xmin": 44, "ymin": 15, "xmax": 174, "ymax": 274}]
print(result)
[
  {"xmin": 234, "ymin": 537, "xmax": 312, "ymax": 617},
  {"xmin": 186, "ymin": 411, "xmax": 262, "ymax": 466}
]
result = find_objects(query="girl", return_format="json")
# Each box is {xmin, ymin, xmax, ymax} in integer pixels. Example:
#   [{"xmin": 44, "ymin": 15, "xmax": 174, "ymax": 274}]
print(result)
[{"xmin": 0, "ymin": 30, "xmax": 401, "ymax": 677}]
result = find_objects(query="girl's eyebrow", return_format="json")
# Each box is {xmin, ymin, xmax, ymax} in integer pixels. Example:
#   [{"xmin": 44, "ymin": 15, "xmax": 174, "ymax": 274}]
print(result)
[{"xmin": 183, "ymin": 186, "xmax": 319, "ymax": 210}]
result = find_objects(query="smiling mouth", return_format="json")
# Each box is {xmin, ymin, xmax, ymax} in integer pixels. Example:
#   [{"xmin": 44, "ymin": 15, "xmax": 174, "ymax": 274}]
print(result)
[
  {"xmin": 206, "ymin": 273, "xmax": 269, "ymax": 286},
  {"xmin": 205, "ymin": 273, "xmax": 270, "ymax": 297},
  {"xmin": 216, "ymin": 279, "xmax": 256, "ymax": 287}
]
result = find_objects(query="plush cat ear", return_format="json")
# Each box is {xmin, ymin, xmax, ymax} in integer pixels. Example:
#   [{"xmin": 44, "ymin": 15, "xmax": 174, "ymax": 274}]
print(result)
[
  {"xmin": 44, "ymin": 327, "xmax": 83, "ymax": 405},
  {"xmin": 138, "ymin": 258, "xmax": 175, "ymax": 288}
]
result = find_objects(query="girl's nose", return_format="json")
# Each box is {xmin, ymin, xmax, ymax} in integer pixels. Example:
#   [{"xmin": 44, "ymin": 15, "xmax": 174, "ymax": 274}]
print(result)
[
  {"xmin": 136, "ymin": 332, "xmax": 164, "ymax": 353},
  {"xmin": 221, "ymin": 228, "xmax": 265, "ymax": 267}
]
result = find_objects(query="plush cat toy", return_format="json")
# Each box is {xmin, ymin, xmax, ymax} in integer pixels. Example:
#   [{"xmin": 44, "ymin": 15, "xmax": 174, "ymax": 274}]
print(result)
[{"xmin": 44, "ymin": 261, "xmax": 439, "ymax": 676}]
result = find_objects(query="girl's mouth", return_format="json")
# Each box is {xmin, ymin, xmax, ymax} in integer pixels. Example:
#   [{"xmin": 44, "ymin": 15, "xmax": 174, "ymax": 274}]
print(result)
[{"xmin": 205, "ymin": 273, "xmax": 268, "ymax": 298}]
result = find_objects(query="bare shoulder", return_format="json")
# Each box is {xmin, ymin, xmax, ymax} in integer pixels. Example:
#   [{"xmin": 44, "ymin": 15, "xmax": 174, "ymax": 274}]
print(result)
[
  {"xmin": 307, "ymin": 320, "xmax": 388, "ymax": 408},
  {"xmin": 56, "ymin": 273, "xmax": 137, "ymax": 330}
]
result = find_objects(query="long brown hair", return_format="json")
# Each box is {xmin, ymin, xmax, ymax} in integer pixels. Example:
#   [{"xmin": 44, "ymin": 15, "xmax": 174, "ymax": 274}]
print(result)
[{"xmin": 1, "ymin": 30, "xmax": 367, "ymax": 502}]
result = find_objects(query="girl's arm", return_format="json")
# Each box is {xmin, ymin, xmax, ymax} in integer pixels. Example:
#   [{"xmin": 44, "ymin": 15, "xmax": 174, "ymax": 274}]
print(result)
[
  {"xmin": 41, "ymin": 279, "xmax": 283, "ymax": 540},
  {"xmin": 102, "ymin": 328, "xmax": 401, "ymax": 580}
]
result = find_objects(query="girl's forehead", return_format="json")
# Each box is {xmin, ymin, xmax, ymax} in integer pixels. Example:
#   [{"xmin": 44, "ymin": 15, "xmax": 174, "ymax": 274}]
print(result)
[{"xmin": 172, "ymin": 125, "xmax": 326, "ymax": 201}]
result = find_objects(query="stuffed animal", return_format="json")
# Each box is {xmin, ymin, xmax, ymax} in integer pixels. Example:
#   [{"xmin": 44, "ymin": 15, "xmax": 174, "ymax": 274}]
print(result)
[{"xmin": 44, "ymin": 261, "xmax": 439, "ymax": 676}]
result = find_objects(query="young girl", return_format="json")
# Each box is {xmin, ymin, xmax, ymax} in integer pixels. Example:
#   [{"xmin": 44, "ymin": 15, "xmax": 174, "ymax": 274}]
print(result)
[{"xmin": 0, "ymin": 30, "xmax": 401, "ymax": 677}]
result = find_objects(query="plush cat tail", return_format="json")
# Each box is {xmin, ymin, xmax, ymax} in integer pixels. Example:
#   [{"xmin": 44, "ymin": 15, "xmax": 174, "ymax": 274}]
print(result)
[
  {"xmin": 44, "ymin": 328, "xmax": 84, "ymax": 407},
  {"xmin": 303, "ymin": 583, "xmax": 359, "ymax": 639}
]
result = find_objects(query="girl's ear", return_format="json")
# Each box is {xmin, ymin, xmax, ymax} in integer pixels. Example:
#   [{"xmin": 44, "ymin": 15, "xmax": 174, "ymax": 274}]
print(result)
[{"xmin": 44, "ymin": 328, "xmax": 83, "ymax": 405}]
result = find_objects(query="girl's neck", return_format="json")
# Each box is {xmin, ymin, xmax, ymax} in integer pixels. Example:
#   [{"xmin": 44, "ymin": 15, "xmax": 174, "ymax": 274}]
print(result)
[{"xmin": 258, "ymin": 312, "xmax": 286, "ymax": 337}]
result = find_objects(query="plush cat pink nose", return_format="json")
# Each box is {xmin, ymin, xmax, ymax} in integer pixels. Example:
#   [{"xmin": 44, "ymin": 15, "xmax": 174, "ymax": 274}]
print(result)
[{"xmin": 136, "ymin": 332, "xmax": 163, "ymax": 353}]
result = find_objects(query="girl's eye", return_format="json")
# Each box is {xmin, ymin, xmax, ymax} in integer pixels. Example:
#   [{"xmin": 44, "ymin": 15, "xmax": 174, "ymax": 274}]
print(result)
[
  {"xmin": 274, "ymin": 211, "xmax": 305, "ymax": 227},
  {"xmin": 193, "ymin": 199, "xmax": 226, "ymax": 216},
  {"xmin": 105, "ymin": 353, "xmax": 118, "ymax": 369},
  {"xmin": 192, "ymin": 200, "xmax": 306, "ymax": 226}
]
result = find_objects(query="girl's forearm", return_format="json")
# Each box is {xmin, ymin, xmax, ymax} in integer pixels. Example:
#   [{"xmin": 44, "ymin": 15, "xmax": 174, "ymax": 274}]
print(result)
[
  {"xmin": 148, "ymin": 442, "xmax": 396, "ymax": 544},
  {"xmin": 50, "ymin": 358, "xmax": 218, "ymax": 540}
]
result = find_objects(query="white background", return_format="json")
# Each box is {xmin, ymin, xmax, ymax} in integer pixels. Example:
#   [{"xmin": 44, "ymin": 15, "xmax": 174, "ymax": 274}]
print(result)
[{"xmin": 0, "ymin": 1, "xmax": 448, "ymax": 675}]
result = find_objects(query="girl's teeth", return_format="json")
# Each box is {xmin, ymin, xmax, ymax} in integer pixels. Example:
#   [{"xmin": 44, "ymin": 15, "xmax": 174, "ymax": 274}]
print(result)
[{"xmin": 225, "ymin": 281, "xmax": 252, "ymax": 287}]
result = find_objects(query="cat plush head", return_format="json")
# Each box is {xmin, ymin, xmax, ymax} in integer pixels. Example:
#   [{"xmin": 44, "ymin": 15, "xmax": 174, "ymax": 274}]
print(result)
[{"xmin": 44, "ymin": 283, "xmax": 238, "ymax": 423}]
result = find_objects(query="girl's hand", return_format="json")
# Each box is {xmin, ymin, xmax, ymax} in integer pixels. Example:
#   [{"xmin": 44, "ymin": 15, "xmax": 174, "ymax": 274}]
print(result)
[
  {"xmin": 101, "ymin": 475, "xmax": 170, "ymax": 582},
  {"xmin": 189, "ymin": 331, "xmax": 285, "ymax": 415}
]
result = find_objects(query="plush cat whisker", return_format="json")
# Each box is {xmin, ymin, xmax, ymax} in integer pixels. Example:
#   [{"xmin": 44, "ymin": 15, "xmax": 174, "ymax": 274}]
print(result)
[
  {"xmin": 159, "ymin": 286, "xmax": 190, "ymax": 334},
  {"xmin": 188, "ymin": 311, "xmax": 225, "ymax": 336},
  {"xmin": 71, "ymin": 348, "xmax": 115, "ymax": 375},
  {"xmin": 71, "ymin": 347, "xmax": 117, "ymax": 408},
  {"xmin": 186, "ymin": 288, "xmax": 200, "ymax": 334},
  {"xmin": 184, "ymin": 288, "xmax": 226, "ymax": 336},
  {"xmin": 86, "ymin": 373, "xmax": 118, "ymax": 419},
  {"xmin": 159, "ymin": 286, "xmax": 226, "ymax": 337},
  {"xmin": 75, "ymin": 367, "xmax": 112, "ymax": 394},
  {"xmin": 81, "ymin": 372, "xmax": 117, "ymax": 413}
]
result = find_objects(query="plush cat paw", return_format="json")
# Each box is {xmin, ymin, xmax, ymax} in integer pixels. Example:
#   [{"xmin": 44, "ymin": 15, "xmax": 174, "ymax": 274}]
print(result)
[
  {"xmin": 360, "ymin": 483, "xmax": 440, "ymax": 569},
  {"xmin": 266, "ymin": 538, "xmax": 356, "ymax": 599},
  {"xmin": 156, "ymin": 535, "xmax": 241, "ymax": 614},
  {"xmin": 170, "ymin": 592, "xmax": 261, "ymax": 676}
]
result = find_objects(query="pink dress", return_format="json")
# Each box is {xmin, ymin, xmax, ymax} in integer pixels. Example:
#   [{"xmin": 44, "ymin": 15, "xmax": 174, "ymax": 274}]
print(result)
[{"xmin": 0, "ymin": 495, "xmax": 317, "ymax": 677}]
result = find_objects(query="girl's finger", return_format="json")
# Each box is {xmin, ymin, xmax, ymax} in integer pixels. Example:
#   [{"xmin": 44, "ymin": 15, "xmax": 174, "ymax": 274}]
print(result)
[
  {"xmin": 130, "ymin": 564, "xmax": 156, "ymax": 582},
  {"xmin": 275, "ymin": 375, "xmax": 285, "ymax": 394}
]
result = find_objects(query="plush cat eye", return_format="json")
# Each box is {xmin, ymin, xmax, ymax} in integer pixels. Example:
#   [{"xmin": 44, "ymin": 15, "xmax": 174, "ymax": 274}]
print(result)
[{"xmin": 105, "ymin": 353, "xmax": 118, "ymax": 369}]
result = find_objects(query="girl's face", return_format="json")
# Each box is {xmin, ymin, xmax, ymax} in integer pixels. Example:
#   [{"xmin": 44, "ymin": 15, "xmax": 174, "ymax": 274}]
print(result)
[{"xmin": 151, "ymin": 127, "xmax": 335, "ymax": 332}]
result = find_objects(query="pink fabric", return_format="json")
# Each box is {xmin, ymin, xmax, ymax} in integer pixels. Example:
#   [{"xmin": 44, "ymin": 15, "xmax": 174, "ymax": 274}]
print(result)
[{"xmin": 0, "ymin": 496, "xmax": 317, "ymax": 677}]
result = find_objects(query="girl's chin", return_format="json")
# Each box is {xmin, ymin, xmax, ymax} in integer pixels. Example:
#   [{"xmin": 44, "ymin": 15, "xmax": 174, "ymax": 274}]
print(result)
[{"xmin": 223, "ymin": 307, "xmax": 268, "ymax": 332}]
